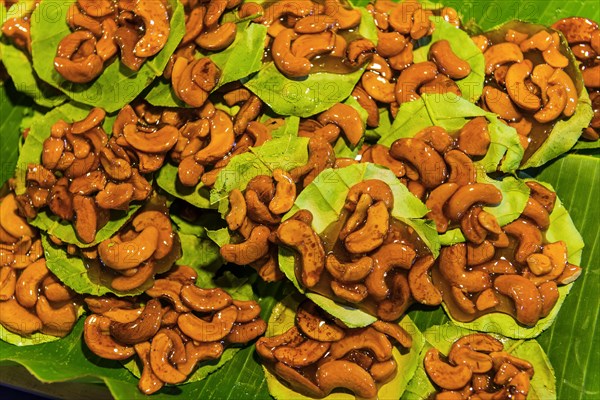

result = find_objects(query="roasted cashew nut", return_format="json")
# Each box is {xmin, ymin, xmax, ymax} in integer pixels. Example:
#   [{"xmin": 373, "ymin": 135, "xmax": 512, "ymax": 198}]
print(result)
[
  {"xmin": 429, "ymin": 40, "xmax": 471, "ymax": 79},
  {"xmin": 317, "ymin": 103, "xmax": 365, "ymax": 147},
  {"xmin": 133, "ymin": 0, "xmax": 170, "ymax": 57},
  {"xmin": 295, "ymin": 300, "xmax": 345, "ymax": 342},
  {"xmin": 98, "ymin": 226, "xmax": 159, "ymax": 270},
  {"xmin": 505, "ymin": 61, "xmax": 542, "ymax": 111},
  {"xmin": 503, "ymin": 218, "xmax": 542, "ymax": 263},
  {"xmin": 109, "ymin": 299, "xmax": 162, "ymax": 344},
  {"xmin": 457, "ymin": 116, "xmax": 491, "ymax": 157},
  {"xmin": 408, "ymin": 255, "xmax": 442, "ymax": 306},
  {"xmin": 273, "ymin": 339, "xmax": 330, "ymax": 368},
  {"xmin": 123, "ymin": 125, "xmax": 179, "ymax": 154},
  {"xmin": 316, "ymin": 360, "xmax": 377, "ymax": 398},
  {"xmin": 272, "ymin": 28, "xmax": 311, "ymax": 77},
  {"xmin": 344, "ymin": 201, "xmax": 389, "ymax": 254},
  {"xmin": 149, "ymin": 332, "xmax": 187, "ymax": 384},
  {"xmin": 180, "ymin": 284, "xmax": 233, "ymax": 312},
  {"xmin": 277, "ymin": 219, "xmax": 325, "ymax": 288},
  {"xmin": 54, "ymin": 31, "xmax": 103, "ymax": 83},
  {"xmin": 439, "ymin": 244, "xmax": 492, "ymax": 293},
  {"xmin": 0, "ymin": 298, "xmax": 43, "ymax": 335},
  {"xmin": 220, "ymin": 225, "xmax": 271, "ymax": 265},
  {"xmin": 445, "ymin": 183, "xmax": 503, "ymax": 221},
  {"xmin": 390, "ymin": 138, "xmax": 447, "ymax": 189},
  {"xmin": 483, "ymin": 42, "xmax": 524, "ymax": 74},
  {"xmin": 178, "ymin": 304, "xmax": 238, "ymax": 342},
  {"xmin": 365, "ymin": 243, "xmax": 416, "ymax": 300},
  {"xmin": 533, "ymin": 84, "xmax": 568, "ymax": 123},
  {"xmin": 325, "ymin": 254, "xmax": 372, "ymax": 283},
  {"xmin": 424, "ymin": 348, "xmax": 473, "ymax": 390},
  {"xmin": 494, "ymin": 274, "xmax": 542, "ymax": 326},
  {"xmin": 394, "ymin": 61, "xmax": 438, "ymax": 104},
  {"xmin": 269, "ymin": 169, "xmax": 296, "ymax": 215},
  {"xmin": 84, "ymin": 314, "xmax": 135, "ymax": 360}
]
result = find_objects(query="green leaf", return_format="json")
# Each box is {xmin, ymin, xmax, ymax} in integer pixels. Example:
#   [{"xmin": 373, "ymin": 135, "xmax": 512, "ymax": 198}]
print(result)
[
  {"xmin": 42, "ymin": 234, "xmax": 151, "ymax": 297},
  {"xmin": 0, "ymin": 81, "xmax": 31, "ymax": 186},
  {"xmin": 30, "ymin": 0, "xmax": 185, "ymax": 112},
  {"xmin": 243, "ymin": 62, "xmax": 364, "ymax": 117},
  {"xmin": 210, "ymin": 136, "xmax": 310, "ymax": 215},
  {"xmin": 305, "ymin": 293, "xmax": 376, "ymax": 328},
  {"xmin": 413, "ymin": 18, "xmax": 485, "ymax": 103},
  {"xmin": 263, "ymin": 294, "xmax": 425, "ymax": 399},
  {"xmin": 146, "ymin": 22, "xmax": 268, "ymax": 107},
  {"xmin": 156, "ymin": 162, "xmax": 213, "ymax": 209},
  {"xmin": 403, "ymin": 323, "xmax": 556, "ymax": 400},
  {"xmin": 381, "ymin": 93, "xmax": 524, "ymax": 173},
  {"xmin": 0, "ymin": 42, "xmax": 66, "ymax": 107},
  {"xmin": 178, "ymin": 233, "xmax": 222, "ymax": 270}
]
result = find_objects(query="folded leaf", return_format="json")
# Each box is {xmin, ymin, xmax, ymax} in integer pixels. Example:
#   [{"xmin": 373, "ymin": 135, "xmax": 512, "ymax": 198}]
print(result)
[
  {"xmin": 380, "ymin": 93, "xmax": 524, "ymax": 173},
  {"xmin": 30, "ymin": 0, "xmax": 184, "ymax": 112},
  {"xmin": 146, "ymin": 22, "xmax": 267, "ymax": 108},
  {"xmin": 403, "ymin": 323, "xmax": 556, "ymax": 400},
  {"xmin": 413, "ymin": 18, "xmax": 485, "ymax": 103},
  {"xmin": 263, "ymin": 294, "xmax": 425, "ymax": 399}
]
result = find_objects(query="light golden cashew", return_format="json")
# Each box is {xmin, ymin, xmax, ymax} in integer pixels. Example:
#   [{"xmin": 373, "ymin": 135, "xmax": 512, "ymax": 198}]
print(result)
[
  {"xmin": 369, "ymin": 144, "xmax": 406, "ymax": 177},
  {"xmin": 178, "ymin": 304, "xmax": 238, "ymax": 342},
  {"xmin": 542, "ymin": 33, "xmax": 569, "ymax": 68},
  {"xmin": 530, "ymin": 63, "xmax": 556, "ymax": 103},
  {"xmin": 414, "ymin": 126, "xmax": 454, "ymax": 154},
  {"xmin": 429, "ymin": 40, "xmax": 472, "ymax": 79},
  {"xmin": 503, "ymin": 218, "xmax": 543, "ymax": 263},
  {"xmin": 361, "ymin": 71, "xmax": 396, "ymax": 103},
  {"xmin": 196, "ymin": 22, "xmax": 237, "ymax": 51},
  {"xmin": 325, "ymin": 254, "xmax": 372, "ymax": 283},
  {"xmin": 476, "ymin": 288, "xmax": 499, "ymax": 311},
  {"xmin": 548, "ymin": 68, "xmax": 578, "ymax": 116},
  {"xmin": 134, "ymin": 342, "xmax": 164, "ymax": 395},
  {"xmin": 424, "ymin": 348, "xmax": 473, "ymax": 390},
  {"xmin": 41, "ymin": 137, "xmax": 65, "ymax": 170},
  {"xmin": 419, "ymin": 73, "xmax": 463, "ymax": 97},
  {"xmin": 220, "ymin": 225, "xmax": 270, "ymax": 265},
  {"xmin": 439, "ymin": 244, "xmax": 492, "ymax": 293},
  {"xmin": 494, "ymin": 274, "xmax": 542, "ymax": 326},
  {"xmin": 445, "ymin": 183, "xmax": 503, "ymax": 221},
  {"xmin": 123, "ymin": 125, "xmax": 178, "ymax": 153},
  {"xmin": 370, "ymin": 359, "xmax": 398, "ymax": 383},
  {"xmin": 529, "ymin": 241, "xmax": 568, "ymax": 286},
  {"xmin": 533, "ymin": 84, "xmax": 568, "ymax": 123},
  {"xmin": 232, "ymin": 299, "xmax": 261, "ymax": 323},
  {"xmin": 16, "ymin": 259, "xmax": 49, "ymax": 308},
  {"xmin": 483, "ymin": 86, "xmax": 522, "ymax": 121},
  {"xmin": 291, "ymin": 31, "xmax": 335, "ymax": 60},
  {"xmin": 344, "ymin": 201, "xmax": 389, "ymax": 254},
  {"xmin": 426, "ymin": 183, "xmax": 459, "ymax": 233},
  {"xmin": 294, "ymin": 15, "xmax": 338, "ymax": 34},
  {"xmin": 316, "ymin": 360, "xmax": 377, "ymax": 398},
  {"xmin": 390, "ymin": 138, "xmax": 447, "ymax": 189},
  {"xmin": 272, "ymin": 28, "xmax": 311, "ymax": 78},
  {"xmin": 471, "ymin": 35, "xmax": 489, "ymax": 53},
  {"xmin": 95, "ymin": 182, "xmax": 134, "ymax": 210},
  {"xmin": 371, "ymin": 320, "xmax": 412, "ymax": 349},
  {"xmin": 522, "ymin": 197, "xmax": 550, "ymax": 229},
  {"xmin": 395, "ymin": 61, "xmax": 439, "ymax": 104},
  {"xmin": 0, "ymin": 194, "xmax": 35, "ymax": 239},
  {"xmin": 331, "ymin": 281, "xmax": 368, "ymax": 303},
  {"xmin": 377, "ymin": 31, "xmax": 407, "ymax": 58},
  {"xmin": 582, "ymin": 65, "xmax": 600, "ymax": 88},
  {"xmin": 180, "ymin": 284, "xmax": 232, "ymax": 312},
  {"xmin": 317, "ymin": 103, "xmax": 364, "ymax": 147},
  {"xmin": 296, "ymin": 300, "xmax": 345, "ymax": 342},
  {"xmin": 149, "ymin": 332, "xmax": 187, "ymax": 384},
  {"xmin": 269, "ymin": 169, "xmax": 296, "ymax": 215},
  {"xmin": 505, "ymin": 61, "xmax": 542, "ymax": 111},
  {"xmin": 98, "ymin": 226, "xmax": 159, "ymax": 270},
  {"xmin": 449, "ymin": 347, "xmax": 493, "ymax": 373},
  {"xmin": 110, "ymin": 261, "xmax": 154, "ymax": 292},
  {"xmin": 54, "ymin": 32, "xmax": 103, "ymax": 83},
  {"xmin": 520, "ymin": 30, "xmax": 553, "ymax": 52},
  {"xmin": 408, "ymin": 255, "xmax": 442, "ymax": 306},
  {"xmin": 226, "ymin": 189, "xmax": 247, "ymax": 230},
  {"xmin": 273, "ymin": 339, "xmax": 330, "ymax": 368},
  {"xmin": 195, "ymin": 110, "xmax": 235, "ymax": 164},
  {"xmin": 84, "ymin": 314, "xmax": 135, "ymax": 360},
  {"xmin": 225, "ymin": 318, "xmax": 267, "ymax": 343},
  {"xmin": 274, "ymin": 362, "xmax": 325, "ymax": 398},
  {"xmin": 109, "ymin": 299, "xmax": 162, "ymax": 344},
  {"xmin": 367, "ymin": 54, "xmax": 394, "ymax": 80},
  {"xmin": 365, "ymin": 243, "xmax": 416, "ymax": 300},
  {"xmin": 178, "ymin": 341, "xmax": 224, "ymax": 376},
  {"xmin": 0, "ymin": 298, "xmax": 43, "ymax": 335},
  {"xmin": 133, "ymin": 0, "xmax": 170, "ymax": 57},
  {"xmin": 484, "ymin": 42, "xmax": 524, "ymax": 74},
  {"xmin": 0, "ymin": 267, "xmax": 17, "ymax": 300},
  {"xmin": 538, "ymin": 281, "xmax": 559, "ymax": 317},
  {"xmin": 525, "ymin": 181, "xmax": 556, "ymax": 213},
  {"xmin": 324, "ymin": 0, "xmax": 361, "ymax": 29},
  {"xmin": 526, "ymin": 253, "xmax": 553, "ymax": 276},
  {"xmin": 277, "ymin": 219, "xmax": 325, "ymax": 288}
]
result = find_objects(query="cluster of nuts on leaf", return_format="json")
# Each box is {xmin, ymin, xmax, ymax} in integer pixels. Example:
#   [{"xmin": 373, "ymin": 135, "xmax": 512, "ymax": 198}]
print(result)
[
  {"xmin": 21, "ymin": 106, "xmax": 154, "ymax": 244},
  {"xmin": 424, "ymin": 333, "xmax": 534, "ymax": 400},
  {"xmin": 257, "ymin": 299, "xmax": 412, "ymax": 398},
  {"xmin": 1, "ymin": 0, "xmax": 37, "ymax": 54},
  {"xmin": 275, "ymin": 180, "xmax": 442, "ymax": 321},
  {"xmin": 55, "ymin": 0, "xmax": 171, "ymax": 83},
  {"xmin": 476, "ymin": 25, "xmax": 580, "ymax": 153},
  {"xmin": 0, "ymin": 194, "xmax": 79, "ymax": 338},
  {"xmin": 83, "ymin": 265, "xmax": 266, "ymax": 394},
  {"xmin": 552, "ymin": 17, "xmax": 600, "ymax": 141},
  {"xmin": 434, "ymin": 182, "xmax": 582, "ymax": 327}
]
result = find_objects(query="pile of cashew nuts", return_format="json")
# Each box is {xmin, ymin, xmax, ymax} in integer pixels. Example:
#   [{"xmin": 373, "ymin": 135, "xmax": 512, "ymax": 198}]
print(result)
[
  {"xmin": 83, "ymin": 264, "xmax": 266, "ymax": 394},
  {"xmin": 424, "ymin": 333, "xmax": 534, "ymax": 399},
  {"xmin": 552, "ymin": 17, "xmax": 600, "ymax": 141},
  {"xmin": 257, "ymin": 299, "xmax": 412, "ymax": 398},
  {"xmin": 475, "ymin": 25, "xmax": 581, "ymax": 156},
  {"xmin": 433, "ymin": 182, "xmax": 580, "ymax": 327},
  {"xmin": 54, "ymin": 0, "xmax": 171, "ymax": 83},
  {"xmin": 0, "ymin": 194, "xmax": 79, "ymax": 338}
]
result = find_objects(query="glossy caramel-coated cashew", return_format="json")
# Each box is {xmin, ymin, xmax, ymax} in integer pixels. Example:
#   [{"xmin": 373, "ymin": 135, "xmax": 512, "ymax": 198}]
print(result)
[{"xmin": 277, "ymin": 219, "xmax": 325, "ymax": 288}]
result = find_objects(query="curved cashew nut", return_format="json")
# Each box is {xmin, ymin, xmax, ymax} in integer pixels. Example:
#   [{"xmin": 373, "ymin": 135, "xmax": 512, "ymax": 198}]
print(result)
[
  {"xmin": 526, "ymin": 253, "xmax": 553, "ymax": 276},
  {"xmin": 316, "ymin": 360, "xmax": 377, "ymax": 398},
  {"xmin": 331, "ymin": 281, "xmax": 368, "ymax": 303},
  {"xmin": 582, "ymin": 64, "xmax": 600, "ymax": 88},
  {"xmin": 522, "ymin": 197, "xmax": 550, "ymax": 229},
  {"xmin": 16, "ymin": 259, "xmax": 49, "ymax": 308},
  {"xmin": 525, "ymin": 181, "xmax": 556, "ymax": 213},
  {"xmin": 133, "ymin": 0, "xmax": 170, "ymax": 57},
  {"xmin": 395, "ymin": 61, "xmax": 438, "ymax": 104},
  {"xmin": 134, "ymin": 342, "xmax": 164, "ymax": 395},
  {"xmin": 226, "ymin": 318, "xmax": 267, "ymax": 343},
  {"xmin": 458, "ymin": 116, "xmax": 491, "ymax": 157},
  {"xmin": 0, "ymin": 193, "xmax": 35, "ymax": 238},
  {"xmin": 272, "ymin": 28, "xmax": 311, "ymax": 77},
  {"xmin": 370, "ymin": 144, "xmax": 406, "ymax": 177},
  {"xmin": 133, "ymin": 211, "xmax": 174, "ymax": 260},
  {"xmin": 483, "ymin": 42, "xmax": 524, "ymax": 74},
  {"xmin": 346, "ymin": 179, "xmax": 394, "ymax": 210},
  {"xmin": 551, "ymin": 17, "xmax": 599, "ymax": 43},
  {"xmin": 256, "ymin": 326, "xmax": 304, "ymax": 361},
  {"xmin": 329, "ymin": 327, "xmax": 393, "ymax": 361},
  {"xmin": 181, "ymin": 284, "xmax": 233, "ymax": 312},
  {"xmin": 429, "ymin": 40, "xmax": 471, "ymax": 79},
  {"xmin": 123, "ymin": 124, "xmax": 178, "ymax": 153},
  {"xmin": 408, "ymin": 255, "xmax": 442, "ymax": 306},
  {"xmin": 77, "ymin": 0, "xmax": 114, "ymax": 17},
  {"xmin": 195, "ymin": 22, "xmax": 237, "ymax": 51},
  {"xmin": 108, "ymin": 299, "xmax": 162, "ymax": 344},
  {"xmin": 98, "ymin": 227, "xmax": 159, "ymax": 270},
  {"xmin": 494, "ymin": 274, "xmax": 542, "ymax": 326},
  {"xmin": 390, "ymin": 138, "xmax": 447, "ymax": 189},
  {"xmin": 0, "ymin": 267, "xmax": 17, "ymax": 300},
  {"xmin": 503, "ymin": 218, "xmax": 542, "ymax": 263},
  {"xmin": 426, "ymin": 183, "xmax": 459, "ymax": 233},
  {"xmin": 529, "ymin": 241, "xmax": 568, "ymax": 285},
  {"xmin": 149, "ymin": 332, "xmax": 187, "ymax": 384},
  {"xmin": 0, "ymin": 298, "xmax": 43, "ymax": 335},
  {"xmin": 146, "ymin": 279, "xmax": 189, "ymax": 313},
  {"xmin": 84, "ymin": 314, "xmax": 135, "ymax": 360},
  {"xmin": 439, "ymin": 244, "xmax": 492, "ymax": 293},
  {"xmin": 294, "ymin": 15, "xmax": 338, "ymax": 34},
  {"xmin": 548, "ymin": 68, "xmax": 578, "ymax": 117},
  {"xmin": 111, "ymin": 261, "xmax": 155, "ymax": 292},
  {"xmin": 317, "ymin": 103, "xmax": 364, "ymax": 147},
  {"xmin": 520, "ymin": 30, "xmax": 553, "ymax": 52},
  {"xmin": 372, "ymin": 320, "xmax": 412, "ymax": 349},
  {"xmin": 365, "ymin": 243, "xmax": 416, "ymax": 300},
  {"xmin": 274, "ymin": 362, "xmax": 325, "ymax": 398},
  {"xmin": 361, "ymin": 71, "xmax": 396, "ymax": 103},
  {"xmin": 273, "ymin": 339, "xmax": 330, "ymax": 368},
  {"xmin": 424, "ymin": 348, "xmax": 473, "ymax": 390},
  {"xmin": 178, "ymin": 304, "xmax": 238, "ymax": 342},
  {"xmin": 460, "ymin": 206, "xmax": 492, "ymax": 244},
  {"xmin": 291, "ymin": 31, "xmax": 335, "ymax": 59},
  {"xmin": 533, "ymin": 84, "xmax": 567, "ymax": 123},
  {"xmin": 325, "ymin": 254, "xmax": 372, "ymax": 282},
  {"xmin": 483, "ymin": 85, "xmax": 522, "ymax": 121},
  {"xmin": 296, "ymin": 300, "xmax": 345, "ymax": 342},
  {"xmin": 54, "ymin": 31, "xmax": 103, "ymax": 83},
  {"xmin": 542, "ymin": 33, "xmax": 569, "ymax": 68},
  {"xmin": 194, "ymin": 110, "xmax": 235, "ymax": 164},
  {"xmin": 220, "ymin": 225, "xmax": 270, "ymax": 265},
  {"xmin": 414, "ymin": 126, "xmax": 454, "ymax": 154},
  {"xmin": 269, "ymin": 169, "xmax": 296, "ymax": 215},
  {"xmin": 505, "ymin": 61, "xmax": 542, "ymax": 111},
  {"xmin": 226, "ymin": 189, "xmax": 247, "ymax": 230},
  {"xmin": 538, "ymin": 281, "xmax": 559, "ymax": 317},
  {"xmin": 445, "ymin": 183, "xmax": 503, "ymax": 221},
  {"xmin": 277, "ymin": 219, "xmax": 325, "ymax": 288},
  {"xmin": 344, "ymin": 201, "xmax": 389, "ymax": 254},
  {"xmin": 233, "ymin": 299, "xmax": 261, "ymax": 323}
]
